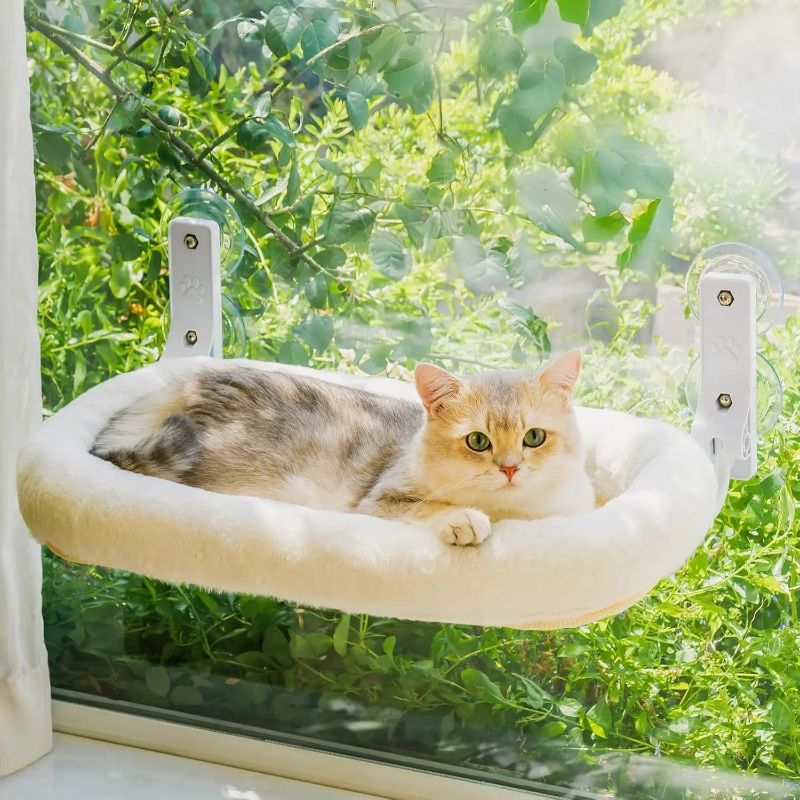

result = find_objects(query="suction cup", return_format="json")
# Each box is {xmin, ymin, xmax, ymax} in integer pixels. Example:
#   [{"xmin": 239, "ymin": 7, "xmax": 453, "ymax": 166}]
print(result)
[
  {"xmin": 686, "ymin": 243, "xmax": 783, "ymax": 334},
  {"xmin": 684, "ymin": 353, "xmax": 783, "ymax": 435},
  {"xmin": 163, "ymin": 188, "xmax": 244, "ymax": 275},
  {"xmin": 221, "ymin": 295, "xmax": 247, "ymax": 359}
]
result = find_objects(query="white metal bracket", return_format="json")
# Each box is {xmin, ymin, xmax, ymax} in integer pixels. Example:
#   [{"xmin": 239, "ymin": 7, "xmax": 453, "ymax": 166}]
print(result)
[
  {"xmin": 163, "ymin": 217, "xmax": 222, "ymax": 359},
  {"xmin": 691, "ymin": 272, "xmax": 758, "ymax": 504}
]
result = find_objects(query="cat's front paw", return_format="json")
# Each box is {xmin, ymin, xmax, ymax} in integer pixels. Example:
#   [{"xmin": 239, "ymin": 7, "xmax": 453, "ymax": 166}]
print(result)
[{"xmin": 432, "ymin": 508, "xmax": 492, "ymax": 546}]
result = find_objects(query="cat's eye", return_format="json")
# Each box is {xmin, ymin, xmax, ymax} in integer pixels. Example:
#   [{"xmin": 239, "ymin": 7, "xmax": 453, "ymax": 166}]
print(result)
[
  {"xmin": 466, "ymin": 431, "xmax": 491, "ymax": 452},
  {"xmin": 523, "ymin": 428, "xmax": 546, "ymax": 448}
]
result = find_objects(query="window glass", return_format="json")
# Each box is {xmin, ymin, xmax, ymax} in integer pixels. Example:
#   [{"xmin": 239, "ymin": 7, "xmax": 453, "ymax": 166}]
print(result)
[{"xmin": 28, "ymin": 0, "xmax": 799, "ymax": 795}]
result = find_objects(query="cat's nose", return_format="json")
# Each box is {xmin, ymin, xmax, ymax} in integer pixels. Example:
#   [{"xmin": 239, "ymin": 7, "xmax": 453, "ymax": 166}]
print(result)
[{"xmin": 500, "ymin": 464, "xmax": 519, "ymax": 482}]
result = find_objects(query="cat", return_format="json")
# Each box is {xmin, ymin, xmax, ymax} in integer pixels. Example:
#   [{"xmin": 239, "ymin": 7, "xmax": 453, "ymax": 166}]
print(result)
[{"xmin": 91, "ymin": 351, "xmax": 595, "ymax": 545}]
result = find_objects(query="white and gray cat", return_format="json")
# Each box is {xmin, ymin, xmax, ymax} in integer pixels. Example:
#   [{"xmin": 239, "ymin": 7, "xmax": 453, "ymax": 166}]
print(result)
[{"xmin": 92, "ymin": 351, "xmax": 595, "ymax": 545}]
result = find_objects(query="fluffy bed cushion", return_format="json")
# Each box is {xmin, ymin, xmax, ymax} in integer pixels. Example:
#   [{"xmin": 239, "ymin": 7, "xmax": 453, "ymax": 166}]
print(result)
[{"xmin": 16, "ymin": 357, "xmax": 720, "ymax": 630}]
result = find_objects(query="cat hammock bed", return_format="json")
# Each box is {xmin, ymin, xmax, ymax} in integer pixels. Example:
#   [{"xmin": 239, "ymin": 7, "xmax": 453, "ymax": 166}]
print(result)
[
  {"xmin": 18, "ymin": 355, "xmax": 720, "ymax": 629},
  {"xmin": 15, "ymin": 218, "xmax": 768, "ymax": 630}
]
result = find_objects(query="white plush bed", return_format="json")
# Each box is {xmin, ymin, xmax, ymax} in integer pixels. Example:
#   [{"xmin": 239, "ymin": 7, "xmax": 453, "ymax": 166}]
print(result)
[{"xmin": 16, "ymin": 357, "xmax": 721, "ymax": 630}]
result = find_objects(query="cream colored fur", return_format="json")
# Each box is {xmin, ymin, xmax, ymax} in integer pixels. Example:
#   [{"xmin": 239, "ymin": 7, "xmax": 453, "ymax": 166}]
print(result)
[{"xmin": 16, "ymin": 357, "xmax": 721, "ymax": 630}]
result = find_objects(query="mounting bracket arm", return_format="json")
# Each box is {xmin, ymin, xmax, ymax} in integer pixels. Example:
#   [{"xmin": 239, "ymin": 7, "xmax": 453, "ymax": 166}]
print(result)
[
  {"xmin": 691, "ymin": 271, "xmax": 757, "ymax": 506},
  {"xmin": 163, "ymin": 217, "xmax": 222, "ymax": 359}
]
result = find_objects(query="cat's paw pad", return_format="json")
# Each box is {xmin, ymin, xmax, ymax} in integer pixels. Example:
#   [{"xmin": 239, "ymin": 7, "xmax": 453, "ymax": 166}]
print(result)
[{"xmin": 435, "ymin": 509, "xmax": 491, "ymax": 546}]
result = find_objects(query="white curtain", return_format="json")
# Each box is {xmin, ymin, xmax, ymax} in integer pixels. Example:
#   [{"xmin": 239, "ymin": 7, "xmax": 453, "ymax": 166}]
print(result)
[{"xmin": 0, "ymin": 0, "xmax": 52, "ymax": 777}]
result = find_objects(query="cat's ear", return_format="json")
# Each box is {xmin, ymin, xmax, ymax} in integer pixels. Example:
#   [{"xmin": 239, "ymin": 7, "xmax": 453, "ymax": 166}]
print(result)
[
  {"xmin": 538, "ymin": 350, "xmax": 582, "ymax": 396},
  {"xmin": 415, "ymin": 363, "xmax": 462, "ymax": 417}
]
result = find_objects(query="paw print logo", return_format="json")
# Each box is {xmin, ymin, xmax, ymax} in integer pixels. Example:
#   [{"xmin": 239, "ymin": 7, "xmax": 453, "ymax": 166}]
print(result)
[
  {"xmin": 178, "ymin": 276, "xmax": 205, "ymax": 303},
  {"xmin": 711, "ymin": 334, "xmax": 741, "ymax": 363}
]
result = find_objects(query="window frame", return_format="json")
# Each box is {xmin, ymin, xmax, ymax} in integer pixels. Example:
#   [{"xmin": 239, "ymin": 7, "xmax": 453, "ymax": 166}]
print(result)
[{"xmin": 52, "ymin": 698, "xmax": 552, "ymax": 800}]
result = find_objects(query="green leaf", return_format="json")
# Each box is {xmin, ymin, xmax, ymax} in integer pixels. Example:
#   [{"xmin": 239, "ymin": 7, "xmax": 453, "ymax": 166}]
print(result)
[
  {"xmin": 586, "ymin": 698, "xmax": 612, "ymax": 738},
  {"xmin": 76, "ymin": 310, "xmax": 93, "ymax": 336},
  {"xmin": 499, "ymin": 299, "xmax": 551, "ymax": 358},
  {"xmin": 627, "ymin": 199, "xmax": 661, "ymax": 244},
  {"xmin": 253, "ymin": 92, "xmax": 272, "ymax": 120},
  {"xmin": 109, "ymin": 261, "xmax": 132, "ymax": 299},
  {"xmin": 517, "ymin": 168, "xmax": 584, "ymax": 249},
  {"xmin": 301, "ymin": 19, "xmax": 338, "ymax": 61},
  {"xmin": 236, "ymin": 650, "xmax": 272, "ymax": 669},
  {"xmin": 170, "ymin": 686, "xmax": 204, "ymax": 706},
  {"xmin": 237, "ymin": 19, "xmax": 263, "ymax": 43},
  {"xmin": 558, "ymin": 698, "xmax": 583, "ymax": 717},
  {"xmin": 146, "ymin": 251, "xmax": 162, "ymax": 283},
  {"xmin": 294, "ymin": 314, "xmax": 334, "ymax": 351},
  {"xmin": 156, "ymin": 142, "xmax": 182, "ymax": 169},
  {"xmin": 365, "ymin": 26, "xmax": 404, "ymax": 72},
  {"xmin": 369, "ymin": 229, "xmax": 411, "ymax": 279},
  {"xmin": 344, "ymin": 75, "xmax": 378, "ymax": 132},
  {"xmin": 237, "ymin": 119, "xmax": 271, "ymax": 151},
  {"xmin": 555, "ymin": 0, "xmax": 590, "ymax": 25},
  {"xmin": 265, "ymin": 116, "xmax": 295, "ymax": 147},
  {"xmin": 581, "ymin": 211, "xmax": 626, "ymax": 242},
  {"xmin": 263, "ymin": 6, "xmax": 304, "ymax": 57},
  {"xmin": 478, "ymin": 30, "xmax": 524, "ymax": 79},
  {"xmin": 107, "ymin": 94, "xmax": 143, "ymax": 133},
  {"xmin": 111, "ymin": 232, "xmax": 144, "ymax": 260},
  {"xmin": 323, "ymin": 202, "xmax": 375, "ymax": 246},
  {"xmin": 617, "ymin": 198, "xmax": 673, "ymax": 273},
  {"xmin": 304, "ymin": 275, "xmax": 329, "ymax": 308},
  {"xmin": 540, "ymin": 720, "xmax": 567, "ymax": 739},
  {"xmin": 237, "ymin": 116, "xmax": 294, "ymax": 150},
  {"xmin": 510, "ymin": 0, "xmax": 548, "ymax": 32},
  {"xmin": 391, "ymin": 316, "xmax": 432, "ymax": 360},
  {"xmin": 188, "ymin": 48, "xmax": 216, "ymax": 96},
  {"xmin": 582, "ymin": 0, "xmax": 624, "ymax": 35},
  {"xmin": 498, "ymin": 60, "xmax": 565, "ymax": 152},
  {"xmin": 509, "ymin": 60, "xmax": 566, "ymax": 121},
  {"xmin": 277, "ymin": 339, "xmax": 309, "ymax": 365},
  {"xmin": 286, "ymin": 162, "xmax": 301, "ymax": 205},
  {"xmin": 427, "ymin": 150, "xmax": 457, "ymax": 184},
  {"xmin": 35, "ymin": 130, "xmax": 71, "ymax": 167},
  {"xmin": 289, "ymin": 632, "xmax": 332, "ymax": 660},
  {"xmin": 345, "ymin": 91, "xmax": 369, "ymax": 130},
  {"xmin": 453, "ymin": 236, "xmax": 508, "ymax": 294},
  {"xmin": 145, "ymin": 666, "xmax": 171, "ymax": 697},
  {"xmin": 130, "ymin": 173, "xmax": 155, "ymax": 202},
  {"xmin": 384, "ymin": 46, "xmax": 435, "ymax": 114},
  {"xmin": 461, "ymin": 668, "xmax": 505, "ymax": 704},
  {"xmin": 332, "ymin": 614, "xmax": 350, "ymax": 657},
  {"xmin": 770, "ymin": 698, "xmax": 793, "ymax": 733},
  {"xmin": 554, "ymin": 38, "xmax": 598, "ymax": 85}
]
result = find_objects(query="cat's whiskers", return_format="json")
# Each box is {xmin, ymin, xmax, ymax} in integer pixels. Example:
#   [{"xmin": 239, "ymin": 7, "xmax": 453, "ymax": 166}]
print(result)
[{"xmin": 409, "ymin": 474, "xmax": 483, "ymax": 510}]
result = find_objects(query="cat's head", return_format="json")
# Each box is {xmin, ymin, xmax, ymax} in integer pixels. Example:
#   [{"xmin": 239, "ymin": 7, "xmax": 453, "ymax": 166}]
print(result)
[{"xmin": 412, "ymin": 351, "xmax": 585, "ymax": 508}]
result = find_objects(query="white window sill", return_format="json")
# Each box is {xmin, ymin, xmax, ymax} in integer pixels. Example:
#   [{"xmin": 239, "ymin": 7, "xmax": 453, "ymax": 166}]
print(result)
[{"xmin": 0, "ymin": 733, "xmax": 378, "ymax": 800}]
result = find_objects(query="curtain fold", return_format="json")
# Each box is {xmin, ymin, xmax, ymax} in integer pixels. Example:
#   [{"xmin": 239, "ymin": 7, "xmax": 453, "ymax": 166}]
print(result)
[{"xmin": 0, "ymin": 0, "xmax": 52, "ymax": 777}]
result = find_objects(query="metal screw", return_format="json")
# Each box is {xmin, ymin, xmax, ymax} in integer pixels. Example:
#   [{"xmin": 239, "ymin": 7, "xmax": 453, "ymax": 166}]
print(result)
[
  {"xmin": 717, "ymin": 290, "xmax": 734, "ymax": 306},
  {"xmin": 717, "ymin": 393, "xmax": 732, "ymax": 409},
  {"xmin": 183, "ymin": 233, "xmax": 198, "ymax": 250},
  {"xmin": 185, "ymin": 330, "xmax": 198, "ymax": 345}
]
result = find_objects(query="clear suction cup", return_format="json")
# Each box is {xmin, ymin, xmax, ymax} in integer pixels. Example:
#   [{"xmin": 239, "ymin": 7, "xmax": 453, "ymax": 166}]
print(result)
[
  {"xmin": 163, "ymin": 188, "xmax": 244, "ymax": 275},
  {"xmin": 221, "ymin": 294, "xmax": 247, "ymax": 359},
  {"xmin": 684, "ymin": 353, "xmax": 783, "ymax": 434},
  {"xmin": 686, "ymin": 243, "xmax": 784, "ymax": 333}
]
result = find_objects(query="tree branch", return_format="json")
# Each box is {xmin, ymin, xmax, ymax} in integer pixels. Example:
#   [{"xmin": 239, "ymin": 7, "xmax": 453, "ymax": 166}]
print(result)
[{"xmin": 32, "ymin": 19, "xmax": 153, "ymax": 71}]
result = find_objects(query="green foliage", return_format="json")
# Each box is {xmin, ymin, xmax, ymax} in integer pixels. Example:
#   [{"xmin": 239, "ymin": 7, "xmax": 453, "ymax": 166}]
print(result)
[{"xmin": 25, "ymin": 0, "xmax": 800, "ymax": 793}]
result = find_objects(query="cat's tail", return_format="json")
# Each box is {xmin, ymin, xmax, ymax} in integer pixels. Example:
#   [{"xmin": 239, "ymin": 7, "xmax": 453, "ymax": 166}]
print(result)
[{"xmin": 91, "ymin": 413, "xmax": 202, "ymax": 481}]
